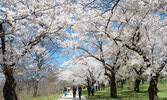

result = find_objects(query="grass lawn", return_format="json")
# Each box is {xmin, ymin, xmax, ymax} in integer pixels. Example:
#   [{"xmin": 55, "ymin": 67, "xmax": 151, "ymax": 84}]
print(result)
[
  {"xmin": 82, "ymin": 79, "xmax": 167, "ymax": 100},
  {"xmin": 22, "ymin": 93, "xmax": 62, "ymax": 100}
]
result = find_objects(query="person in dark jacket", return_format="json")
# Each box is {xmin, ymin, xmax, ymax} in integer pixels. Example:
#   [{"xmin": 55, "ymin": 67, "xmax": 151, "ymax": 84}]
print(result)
[
  {"xmin": 73, "ymin": 87, "xmax": 77, "ymax": 98},
  {"xmin": 78, "ymin": 86, "xmax": 82, "ymax": 100},
  {"xmin": 87, "ymin": 86, "xmax": 91, "ymax": 96},
  {"xmin": 95, "ymin": 85, "xmax": 97, "ymax": 91}
]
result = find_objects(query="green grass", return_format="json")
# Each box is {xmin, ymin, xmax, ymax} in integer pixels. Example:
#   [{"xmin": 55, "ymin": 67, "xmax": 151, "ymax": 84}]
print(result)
[
  {"xmin": 22, "ymin": 93, "xmax": 62, "ymax": 100},
  {"xmin": 82, "ymin": 79, "xmax": 167, "ymax": 100}
]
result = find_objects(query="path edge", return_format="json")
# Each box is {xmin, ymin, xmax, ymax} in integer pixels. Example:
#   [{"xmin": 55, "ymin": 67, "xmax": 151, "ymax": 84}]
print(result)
[{"xmin": 57, "ymin": 94, "xmax": 63, "ymax": 100}]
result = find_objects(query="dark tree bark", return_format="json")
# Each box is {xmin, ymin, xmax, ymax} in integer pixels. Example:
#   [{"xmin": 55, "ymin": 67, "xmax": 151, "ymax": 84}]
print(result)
[
  {"xmin": 109, "ymin": 73, "xmax": 117, "ymax": 98},
  {"xmin": 148, "ymin": 75, "xmax": 159, "ymax": 100},
  {"xmin": 104, "ymin": 70, "xmax": 117, "ymax": 98},
  {"xmin": 87, "ymin": 86, "xmax": 91, "ymax": 96},
  {"xmin": 134, "ymin": 78, "xmax": 140, "ymax": 92},
  {"xmin": 120, "ymin": 80, "xmax": 124, "ymax": 88},
  {"xmin": 86, "ymin": 79, "xmax": 91, "ymax": 96},
  {"xmin": 3, "ymin": 67, "xmax": 17, "ymax": 100},
  {"xmin": 1, "ymin": 23, "xmax": 17, "ymax": 100},
  {"xmin": 142, "ymin": 79, "xmax": 144, "ymax": 84}
]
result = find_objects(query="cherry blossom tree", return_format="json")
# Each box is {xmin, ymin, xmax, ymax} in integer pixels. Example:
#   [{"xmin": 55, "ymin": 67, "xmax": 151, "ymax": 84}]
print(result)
[
  {"xmin": 12, "ymin": 38, "xmax": 60, "ymax": 98},
  {"xmin": 59, "ymin": 57, "xmax": 105, "ymax": 84},
  {"xmin": 0, "ymin": 0, "xmax": 166, "ymax": 100},
  {"xmin": 60, "ymin": 0, "xmax": 125, "ymax": 98},
  {"xmin": 60, "ymin": 0, "xmax": 166, "ymax": 99},
  {"xmin": 122, "ymin": 51, "xmax": 147, "ymax": 92},
  {"xmin": 110, "ymin": 0, "xmax": 167, "ymax": 99},
  {"xmin": 22, "ymin": 46, "xmax": 52, "ymax": 97},
  {"xmin": 0, "ymin": 0, "xmax": 76, "ymax": 99},
  {"xmin": 59, "ymin": 57, "xmax": 106, "ymax": 96}
]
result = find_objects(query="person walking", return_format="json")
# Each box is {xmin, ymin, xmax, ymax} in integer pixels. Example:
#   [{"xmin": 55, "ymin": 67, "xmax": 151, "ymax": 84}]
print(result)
[
  {"xmin": 91, "ymin": 85, "xmax": 94, "ymax": 96},
  {"xmin": 73, "ymin": 87, "xmax": 77, "ymax": 98},
  {"xmin": 83, "ymin": 86, "xmax": 85, "ymax": 90},
  {"xmin": 63, "ymin": 87, "xmax": 67, "ymax": 96},
  {"xmin": 98, "ymin": 85, "xmax": 100, "ymax": 91},
  {"xmin": 101, "ymin": 84, "xmax": 103, "ymax": 90},
  {"xmin": 87, "ymin": 86, "xmax": 91, "ymax": 96},
  {"xmin": 103, "ymin": 84, "xmax": 105, "ymax": 90},
  {"xmin": 78, "ymin": 86, "xmax": 82, "ymax": 100}
]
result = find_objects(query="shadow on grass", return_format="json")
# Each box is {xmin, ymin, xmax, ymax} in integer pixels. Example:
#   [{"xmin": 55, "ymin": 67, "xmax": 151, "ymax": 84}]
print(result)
[
  {"xmin": 118, "ymin": 90, "xmax": 148, "ymax": 99},
  {"xmin": 84, "ymin": 89, "xmax": 149, "ymax": 100},
  {"xmin": 159, "ymin": 97, "xmax": 167, "ymax": 100},
  {"xmin": 86, "ymin": 91, "xmax": 123, "ymax": 100},
  {"xmin": 87, "ymin": 95, "xmax": 123, "ymax": 100},
  {"xmin": 83, "ymin": 81, "xmax": 167, "ymax": 100}
]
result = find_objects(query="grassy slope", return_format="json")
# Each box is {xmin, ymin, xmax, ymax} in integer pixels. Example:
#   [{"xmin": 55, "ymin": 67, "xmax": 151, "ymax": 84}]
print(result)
[
  {"xmin": 22, "ymin": 93, "xmax": 62, "ymax": 100},
  {"xmin": 82, "ymin": 79, "xmax": 167, "ymax": 100}
]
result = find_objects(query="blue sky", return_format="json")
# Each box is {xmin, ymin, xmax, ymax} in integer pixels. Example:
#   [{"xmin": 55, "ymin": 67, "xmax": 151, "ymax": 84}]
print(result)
[
  {"xmin": 53, "ymin": 28, "xmax": 75, "ymax": 68},
  {"xmin": 55, "ymin": 55, "xmax": 70, "ymax": 68}
]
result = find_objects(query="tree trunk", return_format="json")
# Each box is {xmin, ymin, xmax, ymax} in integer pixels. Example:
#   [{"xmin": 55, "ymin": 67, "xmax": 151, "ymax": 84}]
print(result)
[
  {"xmin": 148, "ymin": 75, "xmax": 159, "ymax": 100},
  {"xmin": 120, "ymin": 80, "xmax": 123, "ymax": 88},
  {"xmin": 142, "ymin": 79, "xmax": 144, "ymax": 84},
  {"xmin": 134, "ymin": 78, "xmax": 140, "ymax": 92},
  {"xmin": 129, "ymin": 78, "xmax": 133, "ymax": 90},
  {"xmin": 3, "ymin": 67, "xmax": 17, "ymax": 100},
  {"xmin": 110, "ymin": 74, "xmax": 117, "ymax": 98},
  {"xmin": 87, "ymin": 86, "xmax": 91, "ymax": 96},
  {"xmin": 1, "ymin": 24, "xmax": 17, "ymax": 100},
  {"xmin": 87, "ymin": 79, "xmax": 91, "ymax": 96},
  {"xmin": 33, "ymin": 81, "xmax": 39, "ymax": 97}
]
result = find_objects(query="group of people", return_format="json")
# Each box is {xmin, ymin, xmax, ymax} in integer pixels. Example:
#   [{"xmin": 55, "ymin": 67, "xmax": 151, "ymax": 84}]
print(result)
[
  {"xmin": 63, "ymin": 86, "xmax": 82, "ymax": 99},
  {"xmin": 63, "ymin": 84, "xmax": 106, "ymax": 99},
  {"xmin": 95, "ymin": 83, "xmax": 105, "ymax": 91},
  {"xmin": 72, "ymin": 86, "xmax": 82, "ymax": 99}
]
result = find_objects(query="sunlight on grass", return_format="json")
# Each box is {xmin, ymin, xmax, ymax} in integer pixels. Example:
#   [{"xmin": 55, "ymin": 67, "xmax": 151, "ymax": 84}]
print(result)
[
  {"xmin": 83, "ymin": 79, "xmax": 167, "ymax": 100},
  {"xmin": 22, "ymin": 93, "xmax": 62, "ymax": 100}
]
